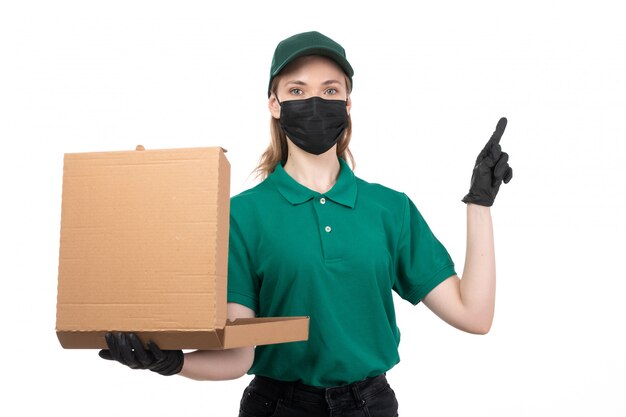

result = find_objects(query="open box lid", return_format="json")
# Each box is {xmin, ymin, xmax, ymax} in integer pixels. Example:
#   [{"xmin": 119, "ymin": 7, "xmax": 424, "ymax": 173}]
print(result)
[{"xmin": 56, "ymin": 146, "xmax": 309, "ymax": 349}]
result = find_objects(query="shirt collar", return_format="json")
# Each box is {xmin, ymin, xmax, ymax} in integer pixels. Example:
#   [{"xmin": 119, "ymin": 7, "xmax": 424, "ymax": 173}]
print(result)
[{"xmin": 270, "ymin": 157, "xmax": 357, "ymax": 208}]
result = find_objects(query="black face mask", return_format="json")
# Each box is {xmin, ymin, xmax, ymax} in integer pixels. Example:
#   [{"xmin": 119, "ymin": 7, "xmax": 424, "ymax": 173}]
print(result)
[{"xmin": 277, "ymin": 96, "xmax": 349, "ymax": 155}]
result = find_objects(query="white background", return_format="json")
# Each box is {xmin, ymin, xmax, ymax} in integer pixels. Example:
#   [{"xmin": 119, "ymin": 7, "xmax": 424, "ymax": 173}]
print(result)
[{"xmin": 1, "ymin": 1, "xmax": 625, "ymax": 416}]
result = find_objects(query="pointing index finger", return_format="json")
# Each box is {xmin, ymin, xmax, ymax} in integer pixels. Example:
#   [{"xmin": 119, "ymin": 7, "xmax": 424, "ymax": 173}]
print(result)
[
  {"xmin": 478, "ymin": 117, "xmax": 507, "ymax": 160},
  {"xmin": 490, "ymin": 117, "xmax": 507, "ymax": 146}
]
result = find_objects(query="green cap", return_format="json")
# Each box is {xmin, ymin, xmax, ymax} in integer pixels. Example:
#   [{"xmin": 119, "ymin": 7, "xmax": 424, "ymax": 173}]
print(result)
[{"xmin": 268, "ymin": 31, "xmax": 354, "ymax": 97}]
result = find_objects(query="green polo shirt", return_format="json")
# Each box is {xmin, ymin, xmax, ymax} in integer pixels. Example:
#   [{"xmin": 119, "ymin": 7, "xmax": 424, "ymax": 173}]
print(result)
[{"xmin": 227, "ymin": 158, "xmax": 456, "ymax": 387}]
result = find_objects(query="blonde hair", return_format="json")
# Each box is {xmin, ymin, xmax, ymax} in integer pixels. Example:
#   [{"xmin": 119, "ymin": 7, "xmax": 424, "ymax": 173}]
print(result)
[{"xmin": 253, "ymin": 72, "xmax": 355, "ymax": 180}]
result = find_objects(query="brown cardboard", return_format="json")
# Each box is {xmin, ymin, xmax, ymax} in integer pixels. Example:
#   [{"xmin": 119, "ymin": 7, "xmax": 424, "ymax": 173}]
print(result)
[{"xmin": 56, "ymin": 146, "xmax": 309, "ymax": 350}]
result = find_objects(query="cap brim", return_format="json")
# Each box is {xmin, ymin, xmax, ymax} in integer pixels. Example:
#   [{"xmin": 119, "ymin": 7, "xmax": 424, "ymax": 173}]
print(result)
[{"xmin": 272, "ymin": 46, "xmax": 353, "ymax": 78}]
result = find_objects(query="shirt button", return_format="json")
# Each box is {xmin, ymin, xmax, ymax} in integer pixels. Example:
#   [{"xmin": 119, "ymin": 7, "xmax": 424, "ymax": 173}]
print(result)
[
  {"xmin": 324, "ymin": 226, "xmax": 332, "ymax": 233},
  {"xmin": 320, "ymin": 197, "xmax": 326, "ymax": 204}
]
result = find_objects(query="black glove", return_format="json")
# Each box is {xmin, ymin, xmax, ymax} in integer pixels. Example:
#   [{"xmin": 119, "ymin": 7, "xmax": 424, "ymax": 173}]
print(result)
[
  {"xmin": 98, "ymin": 332, "xmax": 184, "ymax": 376},
  {"xmin": 462, "ymin": 117, "xmax": 513, "ymax": 206}
]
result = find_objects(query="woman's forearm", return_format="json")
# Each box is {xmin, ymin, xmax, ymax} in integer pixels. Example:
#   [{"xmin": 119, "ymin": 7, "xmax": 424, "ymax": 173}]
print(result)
[
  {"xmin": 178, "ymin": 347, "xmax": 254, "ymax": 381},
  {"xmin": 459, "ymin": 203, "xmax": 496, "ymax": 332}
]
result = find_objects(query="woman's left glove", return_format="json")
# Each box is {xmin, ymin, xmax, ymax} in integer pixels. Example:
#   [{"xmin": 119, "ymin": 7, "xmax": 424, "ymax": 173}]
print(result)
[
  {"xmin": 98, "ymin": 332, "xmax": 184, "ymax": 376},
  {"xmin": 462, "ymin": 117, "xmax": 513, "ymax": 206}
]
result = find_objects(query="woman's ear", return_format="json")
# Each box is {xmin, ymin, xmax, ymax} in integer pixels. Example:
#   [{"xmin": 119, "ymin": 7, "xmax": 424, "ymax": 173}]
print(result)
[
  {"xmin": 346, "ymin": 95, "xmax": 352, "ymax": 115},
  {"xmin": 268, "ymin": 93, "xmax": 281, "ymax": 119}
]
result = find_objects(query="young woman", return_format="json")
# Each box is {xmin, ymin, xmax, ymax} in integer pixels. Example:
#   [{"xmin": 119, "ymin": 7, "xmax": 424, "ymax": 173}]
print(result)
[{"xmin": 99, "ymin": 31, "xmax": 513, "ymax": 417}]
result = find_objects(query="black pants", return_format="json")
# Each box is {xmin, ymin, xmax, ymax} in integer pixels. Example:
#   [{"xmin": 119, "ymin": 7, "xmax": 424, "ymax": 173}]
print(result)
[{"xmin": 238, "ymin": 373, "xmax": 399, "ymax": 417}]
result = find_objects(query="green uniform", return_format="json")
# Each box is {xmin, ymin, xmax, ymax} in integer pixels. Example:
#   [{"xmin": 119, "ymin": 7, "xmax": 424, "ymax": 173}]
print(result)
[{"xmin": 227, "ymin": 158, "xmax": 456, "ymax": 387}]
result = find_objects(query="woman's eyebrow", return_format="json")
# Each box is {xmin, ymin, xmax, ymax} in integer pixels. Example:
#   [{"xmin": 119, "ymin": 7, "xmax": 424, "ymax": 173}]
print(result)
[{"xmin": 284, "ymin": 80, "xmax": 342, "ymax": 86}]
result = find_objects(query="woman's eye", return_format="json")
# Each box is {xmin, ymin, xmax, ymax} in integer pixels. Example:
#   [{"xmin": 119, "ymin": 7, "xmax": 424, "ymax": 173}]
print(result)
[
  {"xmin": 290, "ymin": 88, "xmax": 303, "ymax": 95},
  {"xmin": 325, "ymin": 88, "xmax": 337, "ymax": 95}
]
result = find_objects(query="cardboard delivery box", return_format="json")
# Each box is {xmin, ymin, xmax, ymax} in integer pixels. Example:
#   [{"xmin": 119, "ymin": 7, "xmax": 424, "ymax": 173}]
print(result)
[{"xmin": 56, "ymin": 146, "xmax": 309, "ymax": 350}]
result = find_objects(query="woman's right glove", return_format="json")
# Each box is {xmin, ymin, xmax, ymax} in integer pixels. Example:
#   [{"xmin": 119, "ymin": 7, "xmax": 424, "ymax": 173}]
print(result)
[{"xmin": 98, "ymin": 332, "xmax": 184, "ymax": 376}]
